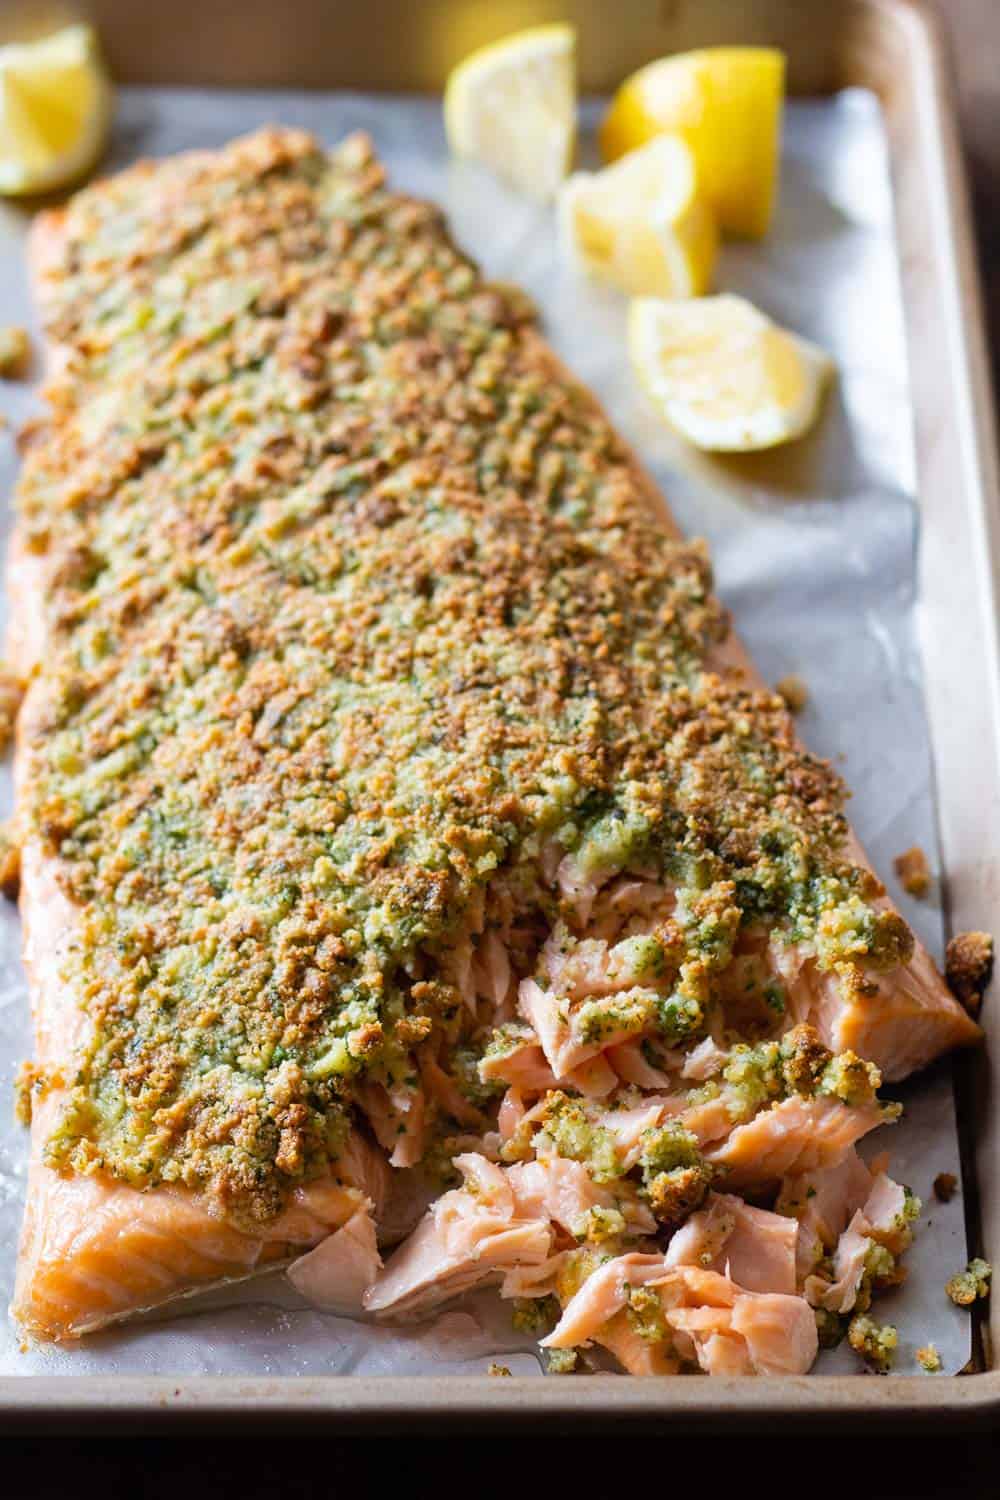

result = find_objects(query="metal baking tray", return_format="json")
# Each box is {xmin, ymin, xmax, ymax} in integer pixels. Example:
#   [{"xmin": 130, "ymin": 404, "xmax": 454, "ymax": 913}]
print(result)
[{"xmin": 0, "ymin": 0, "xmax": 997, "ymax": 1429}]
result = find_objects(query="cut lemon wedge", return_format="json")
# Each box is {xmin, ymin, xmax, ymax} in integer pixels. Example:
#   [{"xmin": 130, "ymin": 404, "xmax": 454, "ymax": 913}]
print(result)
[
  {"xmin": 444, "ymin": 24, "xmax": 575, "ymax": 201},
  {"xmin": 600, "ymin": 47, "xmax": 785, "ymax": 238},
  {"xmin": 0, "ymin": 23, "xmax": 112, "ymax": 197},
  {"xmin": 558, "ymin": 135, "xmax": 716, "ymax": 298},
  {"xmin": 628, "ymin": 294, "xmax": 832, "ymax": 452}
]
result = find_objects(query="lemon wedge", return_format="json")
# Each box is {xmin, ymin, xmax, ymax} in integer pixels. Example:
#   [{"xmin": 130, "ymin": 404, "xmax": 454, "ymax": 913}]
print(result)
[
  {"xmin": 444, "ymin": 24, "xmax": 575, "ymax": 201},
  {"xmin": 0, "ymin": 23, "xmax": 111, "ymax": 197},
  {"xmin": 628, "ymin": 293, "xmax": 832, "ymax": 452},
  {"xmin": 558, "ymin": 135, "xmax": 716, "ymax": 298},
  {"xmin": 600, "ymin": 47, "xmax": 785, "ymax": 238}
]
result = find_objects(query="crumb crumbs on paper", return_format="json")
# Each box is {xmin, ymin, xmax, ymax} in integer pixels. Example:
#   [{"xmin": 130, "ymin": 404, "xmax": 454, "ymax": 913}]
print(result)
[
  {"xmin": 0, "ymin": 821, "xmax": 20, "ymax": 901},
  {"xmin": 483, "ymin": 281, "xmax": 538, "ymax": 326},
  {"xmin": 894, "ymin": 845, "xmax": 930, "ymax": 898},
  {"xmin": 0, "ymin": 325, "xmax": 30, "ymax": 379},
  {"xmin": 848, "ymin": 1313, "xmax": 897, "ymax": 1373},
  {"xmin": 916, "ymin": 1343, "xmax": 942, "ymax": 1373},
  {"xmin": 545, "ymin": 1348, "xmax": 578, "ymax": 1375},
  {"xmin": 775, "ymin": 674, "xmax": 809, "ymax": 713},
  {"xmin": 0, "ymin": 664, "xmax": 25, "ymax": 756},
  {"xmin": 945, "ymin": 1258, "xmax": 992, "ymax": 1307},
  {"xmin": 488, "ymin": 1362, "xmax": 512, "ymax": 1377},
  {"xmin": 945, "ymin": 931, "xmax": 994, "ymax": 1014},
  {"xmin": 933, "ymin": 1172, "xmax": 959, "ymax": 1204}
]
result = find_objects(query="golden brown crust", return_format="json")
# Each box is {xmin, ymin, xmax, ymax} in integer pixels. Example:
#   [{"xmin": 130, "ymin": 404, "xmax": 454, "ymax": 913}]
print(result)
[{"xmin": 9, "ymin": 126, "xmax": 979, "ymax": 1232}]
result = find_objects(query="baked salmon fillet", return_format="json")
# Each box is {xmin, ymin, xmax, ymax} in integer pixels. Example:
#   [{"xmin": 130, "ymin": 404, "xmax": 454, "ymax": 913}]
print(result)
[{"xmin": 6, "ymin": 128, "xmax": 979, "ymax": 1363}]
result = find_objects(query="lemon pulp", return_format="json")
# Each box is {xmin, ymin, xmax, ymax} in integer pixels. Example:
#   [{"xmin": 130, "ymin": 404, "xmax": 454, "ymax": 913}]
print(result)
[
  {"xmin": 628, "ymin": 293, "xmax": 832, "ymax": 451},
  {"xmin": 444, "ymin": 24, "xmax": 576, "ymax": 201},
  {"xmin": 559, "ymin": 135, "xmax": 717, "ymax": 298}
]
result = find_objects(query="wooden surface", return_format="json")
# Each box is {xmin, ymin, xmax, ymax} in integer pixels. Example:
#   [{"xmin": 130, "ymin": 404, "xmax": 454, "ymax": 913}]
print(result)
[{"xmin": 931, "ymin": 0, "xmax": 1000, "ymax": 393}]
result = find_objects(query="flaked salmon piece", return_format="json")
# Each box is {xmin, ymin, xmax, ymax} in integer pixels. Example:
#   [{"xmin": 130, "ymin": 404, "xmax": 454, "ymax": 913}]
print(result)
[
  {"xmin": 365, "ymin": 1214, "xmax": 552, "ymax": 1319},
  {"xmin": 585, "ymin": 1086, "xmax": 730, "ymax": 1159},
  {"xmin": 441, "ymin": 935, "xmax": 477, "ymax": 1017},
  {"xmin": 680, "ymin": 1092, "xmax": 741, "ymax": 1148},
  {"xmin": 693, "ymin": 1331, "xmax": 755, "ymax": 1376},
  {"xmin": 363, "ymin": 1174, "xmax": 552, "ymax": 1319},
  {"xmin": 481, "ymin": 1026, "xmax": 617, "ymax": 1098},
  {"xmin": 776, "ymin": 1148, "xmax": 876, "ymax": 1280},
  {"xmin": 681, "ymin": 1037, "xmax": 729, "ymax": 1082},
  {"xmin": 706, "ymin": 1094, "xmax": 887, "ymax": 1189},
  {"xmin": 480, "ymin": 1035, "xmax": 560, "ymax": 1094},
  {"xmin": 860, "ymin": 1170, "xmax": 914, "ymax": 1255},
  {"xmin": 727, "ymin": 1292, "xmax": 819, "ymax": 1375},
  {"xmin": 506, "ymin": 1156, "xmax": 614, "ymax": 1235},
  {"xmin": 509, "ymin": 1152, "xmax": 657, "ymax": 1238},
  {"xmin": 554, "ymin": 852, "xmax": 611, "ymax": 926},
  {"xmin": 500, "ymin": 1253, "xmax": 567, "ymax": 1301},
  {"xmin": 606, "ymin": 1039, "xmax": 677, "ymax": 1090},
  {"xmin": 471, "ymin": 929, "xmax": 515, "ymax": 1021},
  {"xmin": 366, "ymin": 1148, "xmax": 658, "ymax": 1323},
  {"xmin": 287, "ymin": 1205, "xmax": 382, "ymax": 1315},
  {"xmin": 767, "ymin": 918, "xmax": 980, "ymax": 1084},
  {"xmin": 563, "ymin": 1053, "xmax": 620, "ymax": 1099},
  {"xmin": 598, "ymin": 1100, "xmax": 683, "ymax": 1169},
  {"xmin": 337, "ymin": 1132, "xmax": 393, "ymax": 1224},
  {"xmin": 498, "ymin": 1087, "xmax": 527, "ymax": 1143},
  {"xmin": 801, "ymin": 1167, "xmax": 915, "ymax": 1311},
  {"xmin": 665, "ymin": 1192, "xmax": 798, "ymax": 1295},
  {"xmin": 665, "ymin": 1196, "xmax": 737, "ymax": 1274},
  {"xmin": 805, "ymin": 1216, "xmax": 871, "ymax": 1314},
  {"xmin": 543, "ymin": 1254, "xmax": 817, "ymax": 1377},
  {"xmin": 665, "ymin": 1302, "xmax": 736, "ymax": 1352},
  {"xmin": 453, "ymin": 1152, "xmax": 516, "ymax": 1215},
  {"xmin": 664, "ymin": 1290, "xmax": 817, "ymax": 1376},
  {"xmin": 585, "ymin": 878, "xmax": 676, "ymax": 944},
  {"xmin": 363, "ymin": 1151, "xmax": 558, "ymax": 1318},
  {"xmin": 596, "ymin": 1309, "xmax": 682, "ymax": 1375},
  {"xmin": 418, "ymin": 1047, "xmax": 486, "ymax": 1131},
  {"xmin": 517, "ymin": 977, "xmax": 654, "ymax": 1081},
  {"xmin": 355, "ymin": 1081, "xmax": 427, "ymax": 1170},
  {"xmin": 541, "ymin": 1254, "xmax": 671, "ymax": 1348},
  {"xmin": 540, "ymin": 926, "xmax": 669, "ymax": 1001}
]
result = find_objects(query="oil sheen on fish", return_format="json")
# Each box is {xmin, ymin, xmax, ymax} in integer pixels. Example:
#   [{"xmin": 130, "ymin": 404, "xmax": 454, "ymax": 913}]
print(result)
[{"xmin": 7, "ymin": 128, "xmax": 979, "ymax": 1361}]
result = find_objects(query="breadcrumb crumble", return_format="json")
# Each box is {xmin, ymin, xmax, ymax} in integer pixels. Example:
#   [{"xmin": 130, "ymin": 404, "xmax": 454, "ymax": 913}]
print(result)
[
  {"xmin": 0, "ymin": 325, "xmax": 30, "ymax": 379},
  {"xmin": 945, "ymin": 932, "xmax": 994, "ymax": 1014},
  {"xmin": 775, "ymin": 674, "xmax": 809, "ymax": 713},
  {"xmin": 893, "ymin": 845, "xmax": 930, "ymax": 898},
  {"xmin": 945, "ymin": 1258, "xmax": 992, "ymax": 1307},
  {"xmin": 933, "ymin": 1172, "xmax": 958, "ymax": 1204}
]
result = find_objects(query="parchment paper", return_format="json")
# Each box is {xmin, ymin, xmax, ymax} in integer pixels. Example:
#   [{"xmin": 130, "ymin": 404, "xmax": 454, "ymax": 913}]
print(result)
[{"xmin": 0, "ymin": 87, "xmax": 974, "ymax": 1377}]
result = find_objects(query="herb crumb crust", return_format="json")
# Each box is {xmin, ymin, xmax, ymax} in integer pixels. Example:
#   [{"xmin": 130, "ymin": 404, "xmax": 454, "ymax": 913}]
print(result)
[{"xmin": 16, "ymin": 127, "xmax": 920, "ymax": 1235}]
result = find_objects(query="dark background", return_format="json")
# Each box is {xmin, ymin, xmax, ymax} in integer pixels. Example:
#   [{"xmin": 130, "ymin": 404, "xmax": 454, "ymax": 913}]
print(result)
[{"xmin": 6, "ymin": 0, "xmax": 1000, "ymax": 1489}]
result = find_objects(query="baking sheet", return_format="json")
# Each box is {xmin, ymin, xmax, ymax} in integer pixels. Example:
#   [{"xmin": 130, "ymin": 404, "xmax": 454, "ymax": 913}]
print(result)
[{"xmin": 0, "ymin": 85, "xmax": 974, "ymax": 1378}]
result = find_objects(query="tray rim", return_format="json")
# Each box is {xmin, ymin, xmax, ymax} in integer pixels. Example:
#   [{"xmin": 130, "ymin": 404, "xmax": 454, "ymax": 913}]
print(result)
[{"xmin": 2, "ymin": 0, "xmax": 999, "ymax": 1426}]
